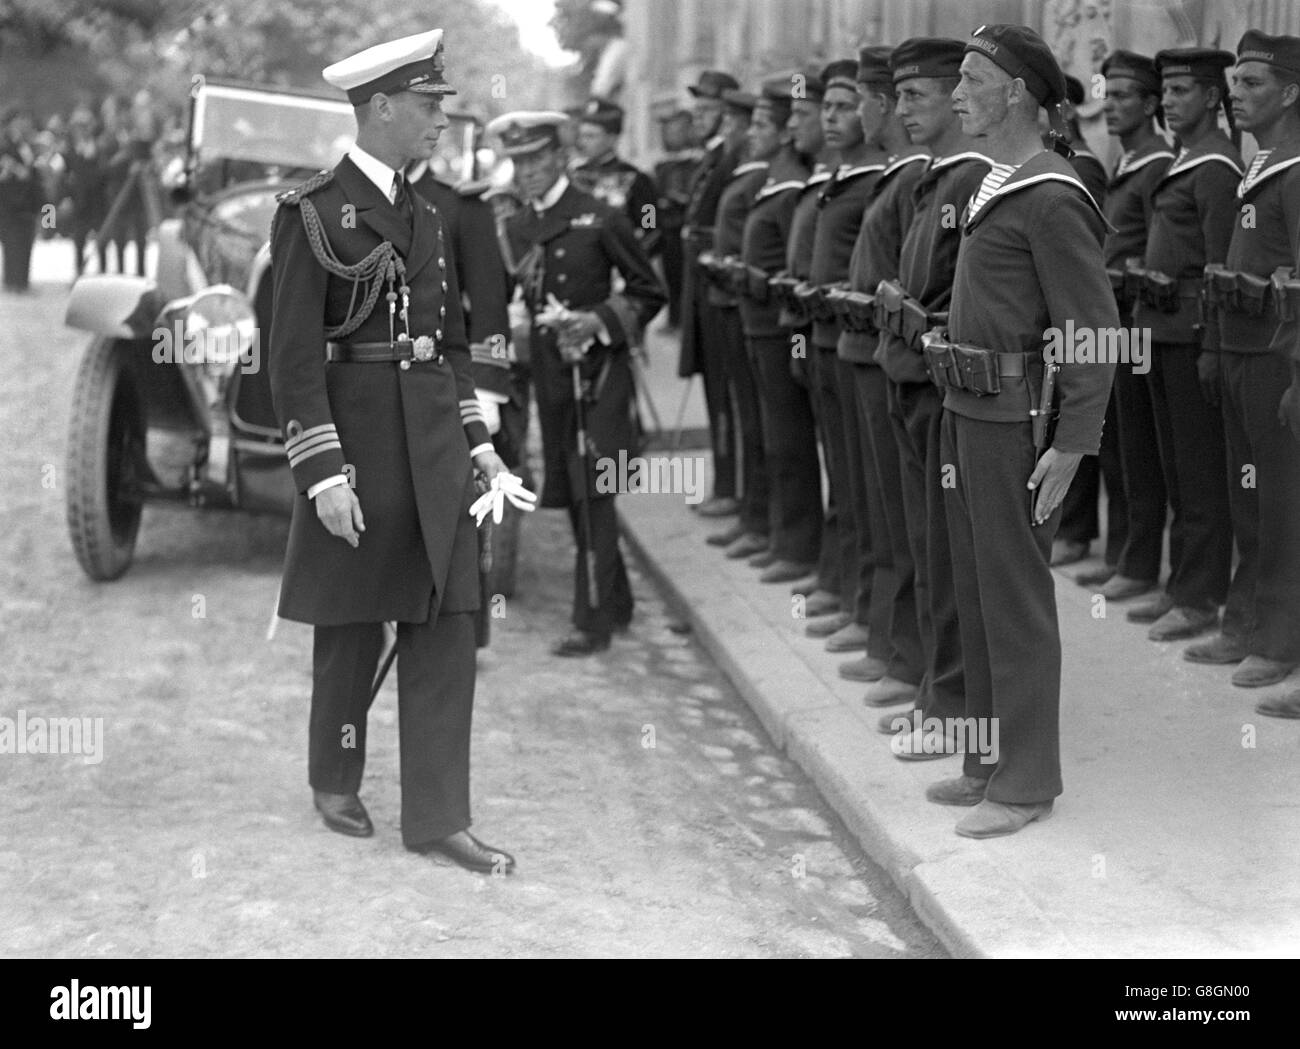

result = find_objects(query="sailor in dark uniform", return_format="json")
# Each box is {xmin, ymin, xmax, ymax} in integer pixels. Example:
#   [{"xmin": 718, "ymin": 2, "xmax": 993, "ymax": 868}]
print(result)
[
  {"xmin": 489, "ymin": 111, "xmax": 666, "ymax": 656},
  {"xmin": 570, "ymin": 98, "xmax": 661, "ymax": 257},
  {"xmin": 928, "ymin": 25, "xmax": 1119, "ymax": 837},
  {"xmin": 267, "ymin": 30, "xmax": 516, "ymax": 874}
]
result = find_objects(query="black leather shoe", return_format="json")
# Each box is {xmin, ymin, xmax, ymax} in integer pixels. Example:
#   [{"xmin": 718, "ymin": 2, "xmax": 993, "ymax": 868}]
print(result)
[
  {"xmin": 551, "ymin": 631, "xmax": 610, "ymax": 657},
  {"xmin": 418, "ymin": 831, "xmax": 516, "ymax": 875},
  {"xmin": 313, "ymin": 790, "xmax": 374, "ymax": 838},
  {"xmin": 706, "ymin": 522, "xmax": 745, "ymax": 547}
]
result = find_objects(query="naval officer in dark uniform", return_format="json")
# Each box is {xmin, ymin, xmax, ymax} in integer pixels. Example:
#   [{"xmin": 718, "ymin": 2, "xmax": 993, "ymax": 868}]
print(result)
[
  {"xmin": 570, "ymin": 98, "xmax": 661, "ymax": 257},
  {"xmin": 268, "ymin": 30, "xmax": 515, "ymax": 874},
  {"xmin": 490, "ymin": 111, "xmax": 666, "ymax": 656}
]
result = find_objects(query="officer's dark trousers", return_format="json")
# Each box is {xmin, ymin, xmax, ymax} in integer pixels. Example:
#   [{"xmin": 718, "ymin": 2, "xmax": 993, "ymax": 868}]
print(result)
[
  {"xmin": 568, "ymin": 496, "xmax": 633, "ymax": 640},
  {"xmin": 1113, "ymin": 363, "xmax": 1173, "ymax": 582},
  {"xmin": 310, "ymin": 614, "xmax": 476, "ymax": 848},
  {"xmin": 0, "ymin": 213, "xmax": 36, "ymax": 290},
  {"xmin": 1219, "ymin": 351, "xmax": 1300, "ymax": 662},
  {"xmin": 749, "ymin": 331, "xmax": 820, "ymax": 564},
  {"xmin": 719, "ymin": 306, "xmax": 769, "ymax": 537},
  {"xmin": 662, "ymin": 227, "xmax": 684, "ymax": 326},
  {"xmin": 889, "ymin": 380, "xmax": 963, "ymax": 716},
  {"xmin": 943, "ymin": 413, "xmax": 1063, "ymax": 802},
  {"xmin": 843, "ymin": 359, "xmax": 907, "ymax": 671},
  {"xmin": 812, "ymin": 343, "xmax": 858, "ymax": 613},
  {"xmin": 696, "ymin": 297, "xmax": 737, "ymax": 500},
  {"xmin": 1059, "ymin": 392, "xmax": 1127, "ymax": 564},
  {"xmin": 1146, "ymin": 342, "xmax": 1232, "ymax": 612}
]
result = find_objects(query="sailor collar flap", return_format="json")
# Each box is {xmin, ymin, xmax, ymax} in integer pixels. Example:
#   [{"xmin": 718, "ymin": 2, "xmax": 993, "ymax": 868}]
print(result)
[
  {"xmin": 798, "ymin": 168, "xmax": 835, "ymax": 196},
  {"xmin": 929, "ymin": 150, "xmax": 993, "ymax": 174},
  {"xmin": 729, "ymin": 160, "xmax": 770, "ymax": 181},
  {"xmin": 1157, "ymin": 141, "xmax": 1243, "ymax": 189},
  {"xmin": 754, "ymin": 177, "xmax": 807, "ymax": 202},
  {"xmin": 963, "ymin": 152, "xmax": 1108, "ymax": 233},
  {"xmin": 1111, "ymin": 141, "xmax": 1175, "ymax": 184},
  {"xmin": 1237, "ymin": 141, "xmax": 1300, "ymax": 199}
]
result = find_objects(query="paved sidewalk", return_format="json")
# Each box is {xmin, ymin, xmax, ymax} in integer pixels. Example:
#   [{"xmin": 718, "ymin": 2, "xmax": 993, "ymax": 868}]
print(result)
[{"xmin": 619, "ymin": 483, "xmax": 1300, "ymax": 958}]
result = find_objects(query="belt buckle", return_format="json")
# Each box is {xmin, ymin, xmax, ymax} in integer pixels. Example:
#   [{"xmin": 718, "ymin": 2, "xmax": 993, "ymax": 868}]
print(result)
[{"xmin": 412, "ymin": 335, "xmax": 436, "ymax": 362}]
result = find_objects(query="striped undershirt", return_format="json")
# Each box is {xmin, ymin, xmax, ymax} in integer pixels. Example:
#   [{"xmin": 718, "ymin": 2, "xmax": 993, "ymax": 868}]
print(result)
[
  {"xmin": 967, "ymin": 161, "xmax": 1018, "ymax": 221},
  {"xmin": 1242, "ymin": 148, "xmax": 1272, "ymax": 190}
]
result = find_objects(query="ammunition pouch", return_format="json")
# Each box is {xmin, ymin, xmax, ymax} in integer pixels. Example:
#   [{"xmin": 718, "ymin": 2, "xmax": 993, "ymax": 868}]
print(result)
[
  {"xmin": 873, "ymin": 279, "xmax": 907, "ymax": 336},
  {"xmin": 1202, "ymin": 264, "xmax": 1248, "ymax": 317},
  {"xmin": 1271, "ymin": 266, "xmax": 1300, "ymax": 322},
  {"xmin": 769, "ymin": 274, "xmax": 806, "ymax": 322},
  {"xmin": 1236, "ymin": 271, "xmax": 1270, "ymax": 317},
  {"xmin": 920, "ymin": 330, "xmax": 1033, "ymax": 397},
  {"xmin": 697, "ymin": 250, "xmax": 725, "ymax": 288},
  {"xmin": 720, "ymin": 257, "xmax": 746, "ymax": 296},
  {"xmin": 1203, "ymin": 266, "xmax": 1276, "ymax": 318},
  {"xmin": 1139, "ymin": 269, "xmax": 1180, "ymax": 314},
  {"xmin": 825, "ymin": 287, "xmax": 875, "ymax": 333},
  {"xmin": 921, "ymin": 330, "xmax": 962, "ymax": 390},
  {"xmin": 794, "ymin": 282, "xmax": 836, "ymax": 323}
]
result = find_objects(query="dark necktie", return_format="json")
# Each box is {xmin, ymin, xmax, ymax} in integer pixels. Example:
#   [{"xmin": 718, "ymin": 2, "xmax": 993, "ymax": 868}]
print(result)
[{"xmin": 392, "ymin": 173, "xmax": 413, "ymax": 227}]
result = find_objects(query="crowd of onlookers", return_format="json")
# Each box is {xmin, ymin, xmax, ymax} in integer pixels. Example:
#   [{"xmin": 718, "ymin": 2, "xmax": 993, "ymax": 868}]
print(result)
[{"xmin": 0, "ymin": 91, "xmax": 183, "ymax": 291}]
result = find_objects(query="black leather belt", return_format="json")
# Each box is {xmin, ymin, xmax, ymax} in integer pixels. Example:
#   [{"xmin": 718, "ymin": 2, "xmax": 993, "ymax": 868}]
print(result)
[
  {"xmin": 326, "ymin": 339, "xmax": 443, "ymax": 364},
  {"xmin": 997, "ymin": 352, "xmax": 1026, "ymax": 377}
]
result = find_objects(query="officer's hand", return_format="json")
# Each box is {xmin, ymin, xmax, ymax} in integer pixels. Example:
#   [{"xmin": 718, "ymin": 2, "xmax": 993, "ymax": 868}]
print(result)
[
  {"xmin": 315, "ymin": 484, "xmax": 364, "ymax": 548},
  {"xmin": 1279, "ymin": 381, "xmax": 1300, "ymax": 443},
  {"xmin": 1197, "ymin": 352, "xmax": 1221, "ymax": 407},
  {"xmin": 559, "ymin": 310, "xmax": 602, "ymax": 345},
  {"xmin": 473, "ymin": 448, "xmax": 509, "ymax": 485},
  {"xmin": 1027, "ymin": 447, "xmax": 1083, "ymax": 526}
]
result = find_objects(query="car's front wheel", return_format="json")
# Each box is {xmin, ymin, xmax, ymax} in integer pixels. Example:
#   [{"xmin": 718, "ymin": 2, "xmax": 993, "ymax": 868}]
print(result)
[{"xmin": 66, "ymin": 337, "xmax": 146, "ymax": 581}]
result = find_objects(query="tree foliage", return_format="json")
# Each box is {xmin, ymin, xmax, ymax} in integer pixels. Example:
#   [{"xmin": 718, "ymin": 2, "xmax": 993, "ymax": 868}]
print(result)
[{"xmin": 1, "ymin": 0, "xmax": 553, "ymax": 118}]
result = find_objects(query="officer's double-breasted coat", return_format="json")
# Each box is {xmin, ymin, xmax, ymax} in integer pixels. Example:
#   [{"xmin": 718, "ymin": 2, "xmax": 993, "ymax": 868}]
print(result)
[
  {"xmin": 502, "ymin": 182, "xmax": 665, "ymax": 508},
  {"xmin": 268, "ymin": 156, "xmax": 491, "ymax": 626}
]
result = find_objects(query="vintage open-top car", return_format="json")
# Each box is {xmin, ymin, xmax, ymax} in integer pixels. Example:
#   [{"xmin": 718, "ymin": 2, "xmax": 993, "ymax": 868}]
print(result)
[{"xmin": 63, "ymin": 79, "xmax": 481, "ymax": 581}]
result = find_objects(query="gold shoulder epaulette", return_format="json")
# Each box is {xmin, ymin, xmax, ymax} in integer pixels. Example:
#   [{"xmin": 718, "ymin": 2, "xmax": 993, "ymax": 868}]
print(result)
[{"xmin": 276, "ymin": 169, "xmax": 334, "ymax": 206}]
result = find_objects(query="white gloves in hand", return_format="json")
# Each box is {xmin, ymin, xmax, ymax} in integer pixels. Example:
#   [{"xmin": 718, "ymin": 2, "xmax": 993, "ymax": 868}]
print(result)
[{"xmin": 469, "ymin": 471, "xmax": 538, "ymax": 527}]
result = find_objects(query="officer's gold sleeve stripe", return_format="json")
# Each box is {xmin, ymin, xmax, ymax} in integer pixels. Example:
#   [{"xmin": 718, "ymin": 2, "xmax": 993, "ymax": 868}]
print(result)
[
  {"xmin": 286, "ymin": 432, "xmax": 341, "ymax": 458},
  {"xmin": 287, "ymin": 436, "xmax": 342, "ymax": 467},
  {"xmin": 285, "ymin": 423, "xmax": 338, "ymax": 451}
]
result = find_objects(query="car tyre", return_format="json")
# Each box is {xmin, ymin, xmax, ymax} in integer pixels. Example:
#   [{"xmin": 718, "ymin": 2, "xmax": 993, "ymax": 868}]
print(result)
[{"xmin": 66, "ymin": 337, "xmax": 145, "ymax": 581}]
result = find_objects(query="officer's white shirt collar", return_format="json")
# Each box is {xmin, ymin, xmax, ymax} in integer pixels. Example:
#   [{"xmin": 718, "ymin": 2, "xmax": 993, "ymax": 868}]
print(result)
[
  {"xmin": 349, "ymin": 144, "xmax": 401, "ymax": 204},
  {"xmin": 533, "ymin": 174, "xmax": 570, "ymax": 214}
]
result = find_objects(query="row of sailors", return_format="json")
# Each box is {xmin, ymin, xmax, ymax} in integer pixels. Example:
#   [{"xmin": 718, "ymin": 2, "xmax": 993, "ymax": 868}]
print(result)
[{"xmin": 672, "ymin": 26, "xmax": 1300, "ymax": 838}]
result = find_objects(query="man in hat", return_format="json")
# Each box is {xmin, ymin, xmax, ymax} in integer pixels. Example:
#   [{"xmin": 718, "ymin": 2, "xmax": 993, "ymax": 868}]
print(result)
[
  {"xmin": 1188, "ymin": 32, "xmax": 1300, "ymax": 690},
  {"xmin": 802, "ymin": 57, "xmax": 891, "ymax": 661},
  {"xmin": 653, "ymin": 107, "xmax": 699, "ymax": 326},
  {"xmin": 699, "ymin": 88, "xmax": 771, "ymax": 560},
  {"xmin": 826, "ymin": 47, "xmax": 930, "ymax": 702},
  {"xmin": 774, "ymin": 77, "xmax": 841, "ymax": 624},
  {"xmin": 267, "ymin": 30, "xmax": 517, "ymax": 873},
  {"xmin": 406, "ymin": 136, "xmax": 522, "ymax": 647},
  {"xmin": 1053, "ymin": 72, "xmax": 1132, "ymax": 573},
  {"xmin": 490, "ymin": 111, "xmax": 666, "ymax": 656},
  {"xmin": 871, "ymin": 37, "xmax": 984, "ymax": 744},
  {"xmin": 0, "ymin": 108, "xmax": 42, "ymax": 292},
  {"xmin": 1070, "ymin": 52, "xmax": 1177, "ymax": 610},
  {"xmin": 736, "ymin": 73, "xmax": 818, "ymax": 586},
  {"xmin": 570, "ymin": 98, "xmax": 660, "ymax": 256},
  {"xmin": 925, "ymin": 24, "xmax": 1119, "ymax": 837},
  {"xmin": 678, "ymin": 70, "xmax": 744, "ymax": 517},
  {"xmin": 1108, "ymin": 50, "xmax": 1235, "ymax": 647}
]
